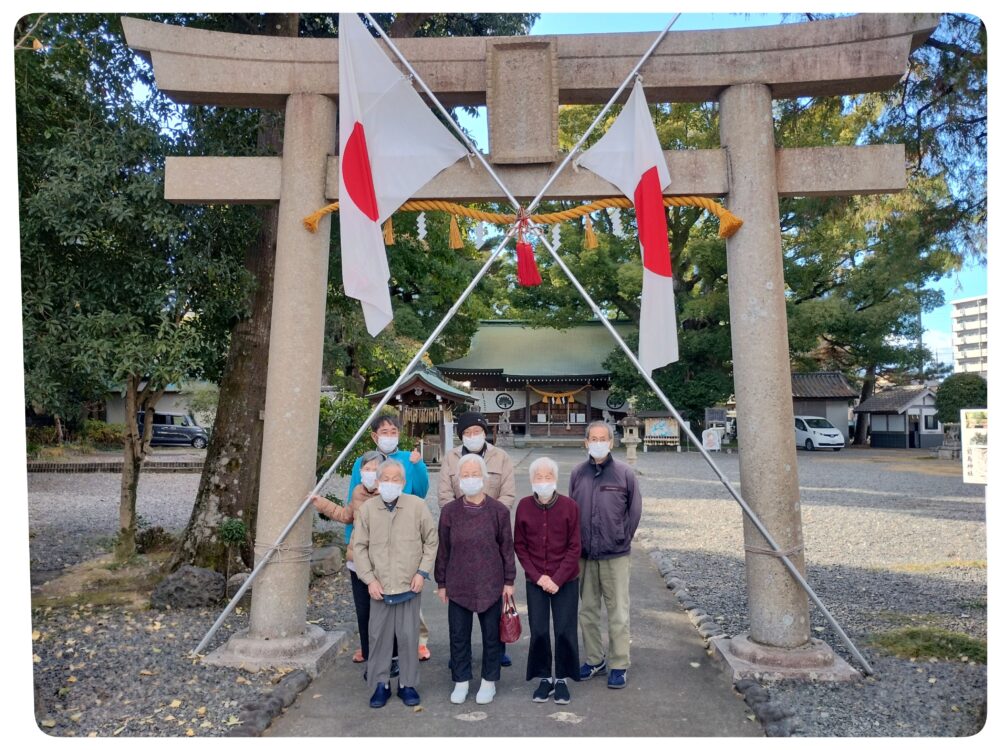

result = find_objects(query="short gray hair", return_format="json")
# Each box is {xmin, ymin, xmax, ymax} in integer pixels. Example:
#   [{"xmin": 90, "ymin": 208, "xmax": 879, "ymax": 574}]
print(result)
[
  {"xmin": 360, "ymin": 450, "xmax": 386, "ymax": 469},
  {"xmin": 585, "ymin": 420, "xmax": 615, "ymax": 443},
  {"xmin": 377, "ymin": 458, "xmax": 406, "ymax": 480},
  {"xmin": 456, "ymin": 452, "xmax": 487, "ymax": 477},
  {"xmin": 528, "ymin": 456, "xmax": 558, "ymax": 483}
]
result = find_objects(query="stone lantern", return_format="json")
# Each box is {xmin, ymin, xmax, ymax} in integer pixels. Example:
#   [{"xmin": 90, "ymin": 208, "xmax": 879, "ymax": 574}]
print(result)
[{"xmin": 620, "ymin": 402, "xmax": 642, "ymax": 466}]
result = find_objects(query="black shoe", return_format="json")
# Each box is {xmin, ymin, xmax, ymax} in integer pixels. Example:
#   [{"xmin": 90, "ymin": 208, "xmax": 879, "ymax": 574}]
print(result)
[
  {"xmin": 554, "ymin": 680, "xmax": 571, "ymax": 704},
  {"xmin": 532, "ymin": 678, "xmax": 555, "ymax": 702},
  {"xmin": 369, "ymin": 682, "xmax": 391, "ymax": 708},
  {"xmin": 500, "ymin": 653, "xmax": 512, "ymax": 668},
  {"xmin": 390, "ymin": 657, "xmax": 400, "ymax": 679}
]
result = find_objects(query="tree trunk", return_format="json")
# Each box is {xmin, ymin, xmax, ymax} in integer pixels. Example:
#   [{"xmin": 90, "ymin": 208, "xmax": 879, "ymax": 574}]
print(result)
[
  {"xmin": 852, "ymin": 365, "xmax": 876, "ymax": 446},
  {"xmin": 170, "ymin": 13, "xmax": 297, "ymax": 574},
  {"xmin": 53, "ymin": 414, "xmax": 64, "ymax": 445},
  {"xmin": 115, "ymin": 373, "xmax": 163, "ymax": 562}
]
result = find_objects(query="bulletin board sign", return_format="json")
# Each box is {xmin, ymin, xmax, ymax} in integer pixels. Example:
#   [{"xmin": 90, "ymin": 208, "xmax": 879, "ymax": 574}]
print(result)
[{"xmin": 960, "ymin": 409, "xmax": 987, "ymax": 485}]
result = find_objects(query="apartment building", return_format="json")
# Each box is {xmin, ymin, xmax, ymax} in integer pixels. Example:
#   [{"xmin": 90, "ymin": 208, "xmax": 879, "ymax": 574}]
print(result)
[{"xmin": 951, "ymin": 295, "xmax": 988, "ymax": 378}]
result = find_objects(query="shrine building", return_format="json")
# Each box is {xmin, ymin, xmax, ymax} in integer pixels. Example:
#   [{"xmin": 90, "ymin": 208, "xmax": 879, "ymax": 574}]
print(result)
[{"xmin": 436, "ymin": 320, "xmax": 634, "ymax": 440}]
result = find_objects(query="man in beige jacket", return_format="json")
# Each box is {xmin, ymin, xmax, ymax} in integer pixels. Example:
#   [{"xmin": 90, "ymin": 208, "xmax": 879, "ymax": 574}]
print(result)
[
  {"xmin": 437, "ymin": 410, "xmax": 516, "ymax": 666},
  {"xmin": 353, "ymin": 459, "xmax": 438, "ymax": 708}
]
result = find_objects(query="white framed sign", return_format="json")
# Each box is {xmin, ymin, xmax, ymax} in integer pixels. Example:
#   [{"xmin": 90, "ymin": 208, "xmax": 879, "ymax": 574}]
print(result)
[{"xmin": 960, "ymin": 408, "xmax": 987, "ymax": 485}]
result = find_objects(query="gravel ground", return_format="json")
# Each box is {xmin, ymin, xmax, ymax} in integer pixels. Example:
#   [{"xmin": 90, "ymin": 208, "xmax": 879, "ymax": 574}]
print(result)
[
  {"xmin": 26, "ymin": 446, "xmax": 987, "ymax": 737},
  {"xmin": 631, "ymin": 447, "xmax": 987, "ymax": 737}
]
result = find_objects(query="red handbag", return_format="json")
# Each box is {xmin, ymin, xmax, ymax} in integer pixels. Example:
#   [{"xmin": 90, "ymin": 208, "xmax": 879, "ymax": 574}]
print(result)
[{"xmin": 499, "ymin": 592, "xmax": 522, "ymax": 644}]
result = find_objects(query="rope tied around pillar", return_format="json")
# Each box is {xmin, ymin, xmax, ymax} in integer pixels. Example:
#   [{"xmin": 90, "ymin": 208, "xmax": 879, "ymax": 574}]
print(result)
[
  {"xmin": 744, "ymin": 542, "xmax": 804, "ymax": 558},
  {"xmin": 253, "ymin": 540, "xmax": 313, "ymax": 564}
]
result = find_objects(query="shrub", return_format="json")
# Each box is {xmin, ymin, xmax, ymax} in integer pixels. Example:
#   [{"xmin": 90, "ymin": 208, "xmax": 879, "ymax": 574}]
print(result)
[
  {"xmin": 81, "ymin": 420, "xmax": 125, "ymax": 448},
  {"xmin": 26, "ymin": 426, "xmax": 59, "ymax": 447},
  {"xmin": 936, "ymin": 373, "xmax": 987, "ymax": 424}
]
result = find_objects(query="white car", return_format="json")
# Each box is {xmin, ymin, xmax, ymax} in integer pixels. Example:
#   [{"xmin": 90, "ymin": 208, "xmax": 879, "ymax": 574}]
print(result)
[{"xmin": 794, "ymin": 416, "xmax": 844, "ymax": 451}]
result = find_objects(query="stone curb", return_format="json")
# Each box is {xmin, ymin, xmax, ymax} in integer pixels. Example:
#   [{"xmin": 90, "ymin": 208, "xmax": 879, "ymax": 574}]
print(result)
[
  {"xmin": 647, "ymin": 548, "xmax": 798, "ymax": 737},
  {"xmin": 27, "ymin": 461, "xmax": 204, "ymax": 473},
  {"xmin": 226, "ymin": 669, "xmax": 313, "ymax": 737}
]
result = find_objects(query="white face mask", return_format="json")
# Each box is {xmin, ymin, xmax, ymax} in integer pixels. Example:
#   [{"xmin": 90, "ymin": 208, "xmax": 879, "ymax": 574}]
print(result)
[
  {"xmin": 361, "ymin": 470, "xmax": 378, "ymax": 490},
  {"xmin": 462, "ymin": 434, "xmax": 486, "ymax": 453},
  {"xmin": 379, "ymin": 482, "xmax": 403, "ymax": 502},
  {"xmin": 459, "ymin": 477, "xmax": 484, "ymax": 497},
  {"xmin": 587, "ymin": 441, "xmax": 611, "ymax": 460},
  {"xmin": 376, "ymin": 436, "xmax": 399, "ymax": 454},
  {"xmin": 532, "ymin": 482, "xmax": 557, "ymax": 501}
]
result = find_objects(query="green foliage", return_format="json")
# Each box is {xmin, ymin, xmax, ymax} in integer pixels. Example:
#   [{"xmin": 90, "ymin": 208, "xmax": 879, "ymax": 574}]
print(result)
[
  {"xmin": 218, "ymin": 517, "xmax": 248, "ymax": 547},
  {"xmin": 316, "ymin": 392, "xmax": 376, "ymax": 478},
  {"xmin": 935, "ymin": 373, "xmax": 987, "ymax": 423},
  {"xmin": 869, "ymin": 626, "xmax": 986, "ymax": 664},
  {"xmin": 81, "ymin": 420, "xmax": 124, "ymax": 448}
]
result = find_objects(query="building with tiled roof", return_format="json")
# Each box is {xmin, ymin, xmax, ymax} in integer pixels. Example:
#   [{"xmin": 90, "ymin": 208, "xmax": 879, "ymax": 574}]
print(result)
[
  {"xmin": 436, "ymin": 320, "xmax": 636, "ymax": 438},
  {"xmin": 854, "ymin": 385, "xmax": 943, "ymax": 449},
  {"xmin": 790, "ymin": 371, "xmax": 860, "ymax": 440}
]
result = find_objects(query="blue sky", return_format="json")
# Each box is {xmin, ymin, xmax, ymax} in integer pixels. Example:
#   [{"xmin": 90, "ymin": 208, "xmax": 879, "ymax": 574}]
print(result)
[{"xmin": 458, "ymin": 11, "xmax": 986, "ymax": 368}]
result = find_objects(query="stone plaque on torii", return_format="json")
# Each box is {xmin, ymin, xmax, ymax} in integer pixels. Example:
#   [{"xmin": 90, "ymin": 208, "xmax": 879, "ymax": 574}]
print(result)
[{"xmin": 124, "ymin": 13, "xmax": 938, "ymax": 678}]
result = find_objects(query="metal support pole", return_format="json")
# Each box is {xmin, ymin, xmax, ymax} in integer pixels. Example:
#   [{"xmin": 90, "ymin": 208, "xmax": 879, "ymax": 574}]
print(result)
[
  {"xmin": 192, "ymin": 227, "xmax": 516, "ymax": 656},
  {"xmin": 531, "ymin": 229, "xmax": 874, "ymax": 675}
]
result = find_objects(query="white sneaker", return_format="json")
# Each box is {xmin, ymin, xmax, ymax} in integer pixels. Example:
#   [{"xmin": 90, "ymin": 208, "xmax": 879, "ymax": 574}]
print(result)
[
  {"xmin": 475, "ymin": 679, "xmax": 496, "ymax": 704},
  {"xmin": 450, "ymin": 681, "xmax": 469, "ymax": 704}
]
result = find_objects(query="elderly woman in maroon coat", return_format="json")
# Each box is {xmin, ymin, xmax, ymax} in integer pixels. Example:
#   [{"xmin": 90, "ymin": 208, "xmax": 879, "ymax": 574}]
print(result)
[
  {"xmin": 435, "ymin": 452, "xmax": 516, "ymax": 705},
  {"xmin": 514, "ymin": 455, "xmax": 581, "ymax": 704}
]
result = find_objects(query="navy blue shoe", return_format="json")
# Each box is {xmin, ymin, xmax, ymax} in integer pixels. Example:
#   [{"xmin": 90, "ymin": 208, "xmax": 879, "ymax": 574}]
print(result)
[
  {"xmin": 607, "ymin": 669, "xmax": 627, "ymax": 689},
  {"xmin": 579, "ymin": 659, "xmax": 607, "ymax": 681},
  {"xmin": 398, "ymin": 686, "xmax": 421, "ymax": 706},
  {"xmin": 369, "ymin": 682, "xmax": 392, "ymax": 708},
  {"xmin": 500, "ymin": 653, "xmax": 512, "ymax": 668}
]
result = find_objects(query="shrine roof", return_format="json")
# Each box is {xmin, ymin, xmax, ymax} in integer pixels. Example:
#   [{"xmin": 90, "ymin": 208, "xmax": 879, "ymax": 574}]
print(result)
[
  {"xmin": 854, "ymin": 385, "xmax": 935, "ymax": 414},
  {"xmin": 436, "ymin": 320, "xmax": 635, "ymax": 378},
  {"xmin": 791, "ymin": 372, "xmax": 859, "ymax": 400},
  {"xmin": 365, "ymin": 369, "xmax": 475, "ymax": 404}
]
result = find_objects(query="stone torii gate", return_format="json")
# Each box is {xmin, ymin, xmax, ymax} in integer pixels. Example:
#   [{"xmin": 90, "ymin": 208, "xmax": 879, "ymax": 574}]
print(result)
[{"xmin": 124, "ymin": 13, "xmax": 938, "ymax": 677}]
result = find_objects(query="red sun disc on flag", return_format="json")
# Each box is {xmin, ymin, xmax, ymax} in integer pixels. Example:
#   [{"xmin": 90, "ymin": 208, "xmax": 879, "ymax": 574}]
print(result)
[{"xmin": 343, "ymin": 122, "xmax": 380, "ymax": 221}]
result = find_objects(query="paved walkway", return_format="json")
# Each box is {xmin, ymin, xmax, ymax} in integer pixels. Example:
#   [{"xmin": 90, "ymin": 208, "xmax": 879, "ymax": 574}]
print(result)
[{"xmin": 267, "ymin": 448, "xmax": 760, "ymax": 738}]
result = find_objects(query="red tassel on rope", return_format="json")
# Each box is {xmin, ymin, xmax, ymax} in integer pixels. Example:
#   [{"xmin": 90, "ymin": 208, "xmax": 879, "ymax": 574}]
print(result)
[{"xmin": 516, "ymin": 241, "xmax": 542, "ymax": 286}]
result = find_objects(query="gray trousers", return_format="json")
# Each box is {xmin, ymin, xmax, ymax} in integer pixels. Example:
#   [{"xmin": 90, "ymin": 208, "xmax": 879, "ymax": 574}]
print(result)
[{"xmin": 368, "ymin": 594, "xmax": 421, "ymax": 690}]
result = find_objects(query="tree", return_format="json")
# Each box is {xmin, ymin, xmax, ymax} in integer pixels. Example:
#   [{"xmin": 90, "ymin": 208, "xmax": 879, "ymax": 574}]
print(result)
[
  {"xmin": 171, "ymin": 12, "xmax": 295, "ymax": 574},
  {"xmin": 779, "ymin": 13, "xmax": 985, "ymax": 444},
  {"xmin": 935, "ymin": 372, "xmax": 987, "ymax": 424},
  {"xmin": 17, "ymin": 15, "xmax": 255, "ymax": 562}
]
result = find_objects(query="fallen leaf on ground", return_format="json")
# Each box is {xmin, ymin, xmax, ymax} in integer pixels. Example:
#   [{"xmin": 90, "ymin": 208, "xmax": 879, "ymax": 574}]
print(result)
[
  {"xmin": 139, "ymin": 670, "xmax": 156, "ymax": 677},
  {"xmin": 689, "ymin": 662, "xmax": 700, "ymax": 668},
  {"xmin": 40, "ymin": 719, "xmax": 56, "ymax": 728},
  {"xmin": 32, "ymin": 630, "xmax": 41, "ymax": 641},
  {"xmin": 196, "ymin": 707, "xmax": 207, "ymax": 716},
  {"xmin": 169, "ymin": 699, "xmax": 182, "ymax": 708},
  {"xmin": 455, "ymin": 712, "xmax": 488, "ymax": 722},
  {"xmin": 33, "ymin": 654, "xmax": 41, "ymax": 664},
  {"xmin": 200, "ymin": 721, "xmax": 213, "ymax": 729},
  {"xmin": 235, "ymin": 677, "xmax": 250, "ymax": 685},
  {"xmin": 69, "ymin": 713, "xmax": 82, "ymax": 722},
  {"xmin": 185, "ymin": 728, "xmax": 195, "ymax": 737},
  {"xmin": 225, "ymin": 716, "xmax": 242, "ymax": 727},
  {"xmin": 66, "ymin": 676, "xmax": 77, "ymax": 683}
]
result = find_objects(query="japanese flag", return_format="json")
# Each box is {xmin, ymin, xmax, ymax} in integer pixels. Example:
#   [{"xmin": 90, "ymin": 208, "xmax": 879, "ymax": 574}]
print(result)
[
  {"xmin": 339, "ymin": 13, "xmax": 467, "ymax": 335},
  {"xmin": 576, "ymin": 81, "xmax": 678, "ymax": 374}
]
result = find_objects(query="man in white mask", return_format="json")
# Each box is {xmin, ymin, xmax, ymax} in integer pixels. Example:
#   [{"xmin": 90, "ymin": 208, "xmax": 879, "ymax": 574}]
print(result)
[
  {"xmin": 568, "ymin": 420, "xmax": 642, "ymax": 690},
  {"xmin": 352, "ymin": 459, "xmax": 438, "ymax": 709},
  {"xmin": 437, "ymin": 410, "xmax": 517, "ymax": 666},
  {"xmin": 346, "ymin": 413, "xmax": 431, "ymax": 657}
]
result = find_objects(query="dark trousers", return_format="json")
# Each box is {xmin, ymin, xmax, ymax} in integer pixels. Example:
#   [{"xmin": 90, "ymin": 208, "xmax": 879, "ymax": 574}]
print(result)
[
  {"xmin": 448, "ymin": 597, "xmax": 502, "ymax": 682},
  {"xmin": 525, "ymin": 578, "xmax": 580, "ymax": 681},
  {"xmin": 349, "ymin": 569, "xmax": 397, "ymax": 661}
]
